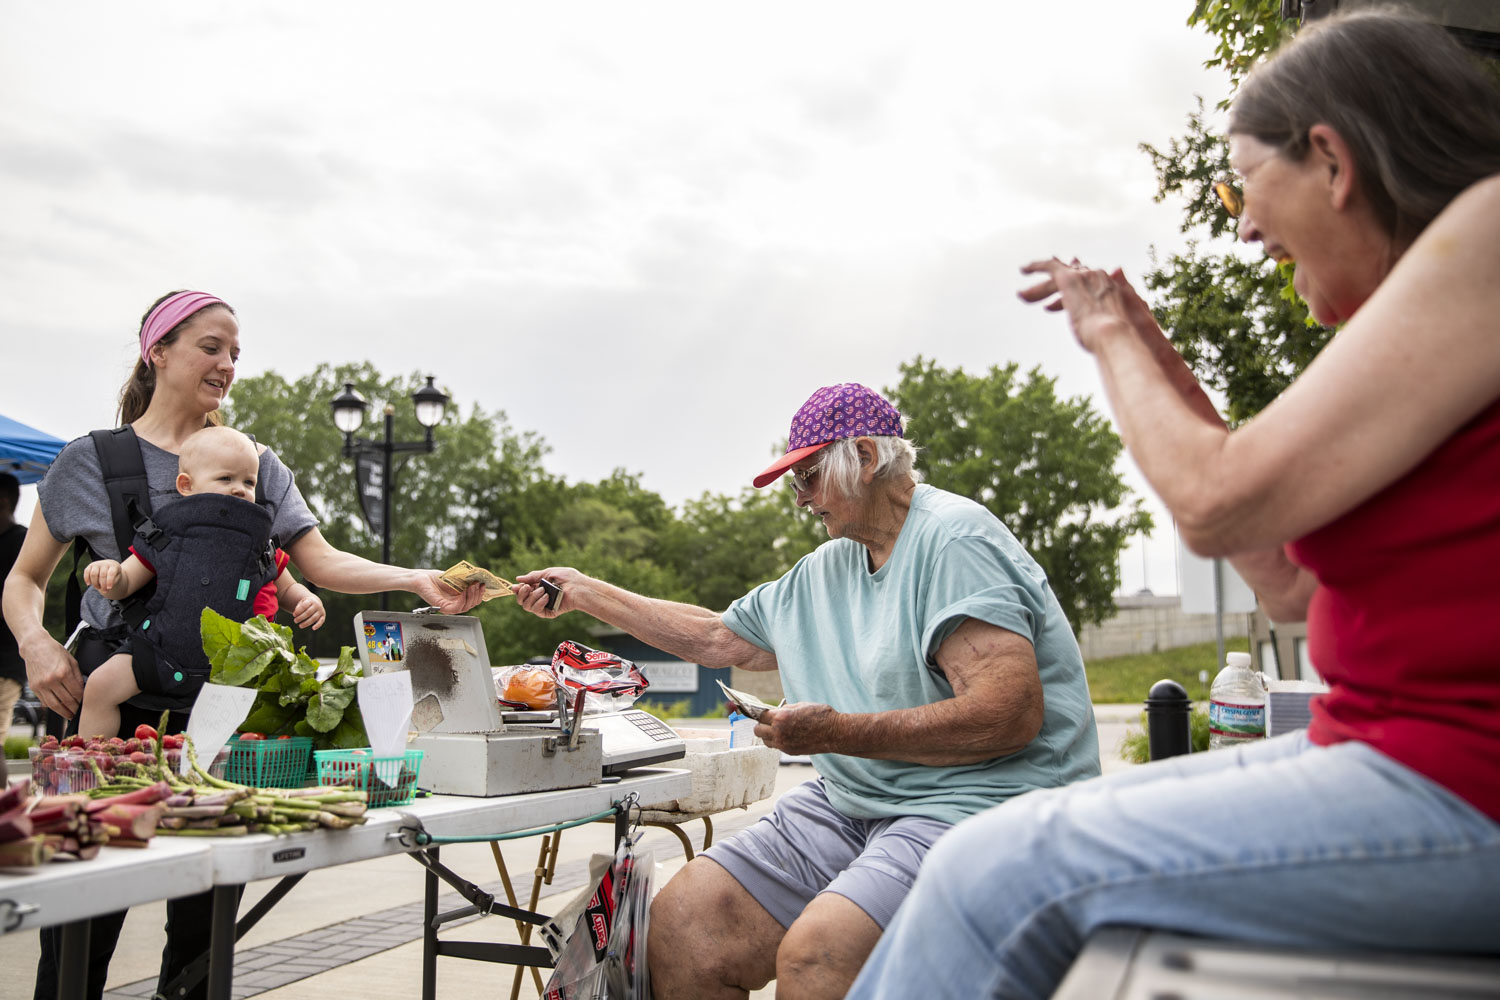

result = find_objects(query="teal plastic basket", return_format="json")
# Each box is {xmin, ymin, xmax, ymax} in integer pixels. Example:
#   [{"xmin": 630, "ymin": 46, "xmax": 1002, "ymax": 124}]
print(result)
[
  {"xmin": 226, "ymin": 736, "xmax": 313, "ymax": 788},
  {"xmin": 314, "ymin": 748, "xmax": 423, "ymax": 807}
]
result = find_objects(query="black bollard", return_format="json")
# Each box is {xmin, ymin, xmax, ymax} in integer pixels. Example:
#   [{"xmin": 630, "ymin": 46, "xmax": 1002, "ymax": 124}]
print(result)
[{"xmin": 1144, "ymin": 679, "xmax": 1192, "ymax": 760}]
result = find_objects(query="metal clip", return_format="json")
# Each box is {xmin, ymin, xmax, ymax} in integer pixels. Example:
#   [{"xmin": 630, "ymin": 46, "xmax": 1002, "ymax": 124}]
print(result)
[
  {"xmin": 616, "ymin": 791, "xmax": 644, "ymax": 843},
  {"xmin": 409, "ymin": 606, "xmax": 441, "ymax": 616},
  {"xmin": 0, "ymin": 899, "xmax": 40, "ymax": 934},
  {"xmin": 389, "ymin": 814, "xmax": 427, "ymax": 849},
  {"xmin": 567, "ymin": 688, "xmax": 585, "ymax": 751},
  {"xmin": 553, "ymin": 682, "xmax": 572, "ymax": 741}
]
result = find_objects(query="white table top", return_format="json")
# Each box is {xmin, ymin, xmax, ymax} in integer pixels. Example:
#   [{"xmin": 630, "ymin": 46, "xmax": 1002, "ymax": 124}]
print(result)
[
  {"xmin": 207, "ymin": 767, "xmax": 692, "ymax": 884},
  {"xmin": 0, "ymin": 768, "xmax": 691, "ymax": 936},
  {"xmin": 0, "ymin": 836, "xmax": 215, "ymax": 935}
]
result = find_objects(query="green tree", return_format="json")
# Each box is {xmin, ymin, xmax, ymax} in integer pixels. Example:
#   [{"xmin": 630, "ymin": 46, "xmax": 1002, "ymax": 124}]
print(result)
[
  {"xmin": 223, "ymin": 365, "xmax": 557, "ymax": 656},
  {"xmin": 658, "ymin": 487, "xmax": 825, "ymax": 614},
  {"xmin": 888, "ymin": 357, "xmax": 1152, "ymax": 632},
  {"xmin": 486, "ymin": 484, "xmax": 691, "ymax": 664},
  {"xmin": 1138, "ymin": 2, "xmax": 1332, "ymax": 424},
  {"xmin": 1189, "ymin": 0, "xmax": 1296, "ymax": 91}
]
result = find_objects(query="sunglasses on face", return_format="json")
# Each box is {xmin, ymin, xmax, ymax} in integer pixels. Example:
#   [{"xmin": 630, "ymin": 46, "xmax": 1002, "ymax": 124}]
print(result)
[
  {"xmin": 1212, "ymin": 177, "xmax": 1297, "ymax": 263},
  {"xmin": 1213, "ymin": 179, "xmax": 1244, "ymax": 219},
  {"xmin": 790, "ymin": 463, "xmax": 822, "ymax": 493}
]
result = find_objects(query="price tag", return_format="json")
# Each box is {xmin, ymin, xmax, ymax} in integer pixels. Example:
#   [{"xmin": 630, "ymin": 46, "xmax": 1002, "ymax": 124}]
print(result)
[
  {"xmin": 359, "ymin": 672, "xmax": 413, "ymax": 758},
  {"xmin": 185, "ymin": 685, "xmax": 259, "ymax": 777}
]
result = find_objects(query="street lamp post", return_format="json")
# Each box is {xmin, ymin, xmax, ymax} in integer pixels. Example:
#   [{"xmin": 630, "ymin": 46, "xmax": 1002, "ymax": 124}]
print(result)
[{"xmin": 331, "ymin": 376, "xmax": 449, "ymax": 609}]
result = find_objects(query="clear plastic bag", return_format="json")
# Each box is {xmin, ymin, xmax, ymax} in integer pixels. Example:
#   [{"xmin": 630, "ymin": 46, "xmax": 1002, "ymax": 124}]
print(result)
[
  {"xmin": 550, "ymin": 640, "xmax": 650, "ymax": 715},
  {"xmin": 542, "ymin": 837, "xmax": 654, "ymax": 999},
  {"xmin": 492, "ymin": 665, "xmax": 559, "ymax": 710}
]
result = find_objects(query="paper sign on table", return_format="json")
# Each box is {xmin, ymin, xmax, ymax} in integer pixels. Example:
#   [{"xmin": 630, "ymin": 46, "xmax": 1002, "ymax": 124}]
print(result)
[
  {"xmin": 411, "ymin": 693, "xmax": 444, "ymax": 734},
  {"xmin": 359, "ymin": 671, "xmax": 414, "ymax": 758},
  {"xmin": 186, "ymin": 684, "xmax": 260, "ymax": 776}
]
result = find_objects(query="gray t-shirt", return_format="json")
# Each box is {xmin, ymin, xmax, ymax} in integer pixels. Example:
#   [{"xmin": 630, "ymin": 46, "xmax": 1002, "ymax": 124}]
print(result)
[{"xmin": 38, "ymin": 431, "xmax": 319, "ymax": 630}]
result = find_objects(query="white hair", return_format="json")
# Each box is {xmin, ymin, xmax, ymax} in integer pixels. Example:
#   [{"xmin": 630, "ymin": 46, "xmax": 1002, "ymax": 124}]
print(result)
[{"xmin": 817, "ymin": 435, "xmax": 920, "ymax": 499}]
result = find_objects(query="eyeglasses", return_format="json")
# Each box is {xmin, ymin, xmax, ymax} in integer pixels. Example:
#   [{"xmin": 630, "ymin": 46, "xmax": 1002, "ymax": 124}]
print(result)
[
  {"xmin": 1213, "ymin": 178, "xmax": 1244, "ymax": 218},
  {"xmin": 1212, "ymin": 176, "xmax": 1297, "ymax": 264},
  {"xmin": 790, "ymin": 463, "xmax": 822, "ymax": 493}
]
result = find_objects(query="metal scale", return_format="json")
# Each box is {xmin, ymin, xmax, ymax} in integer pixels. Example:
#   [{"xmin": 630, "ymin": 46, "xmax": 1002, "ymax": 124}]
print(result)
[{"xmin": 353, "ymin": 610, "xmax": 683, "ymax": 796}]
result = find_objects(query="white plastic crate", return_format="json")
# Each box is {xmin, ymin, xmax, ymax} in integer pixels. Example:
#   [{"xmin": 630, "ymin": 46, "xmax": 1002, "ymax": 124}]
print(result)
[{"xmin": 640, "ymin": 734, "xmax": 781, "ymax": 815}]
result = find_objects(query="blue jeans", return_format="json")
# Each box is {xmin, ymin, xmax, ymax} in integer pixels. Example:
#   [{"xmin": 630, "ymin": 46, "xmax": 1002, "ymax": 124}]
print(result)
[{"xmin": 846, "ymin": 732, "xmax": 1500, "ymax": 1000}]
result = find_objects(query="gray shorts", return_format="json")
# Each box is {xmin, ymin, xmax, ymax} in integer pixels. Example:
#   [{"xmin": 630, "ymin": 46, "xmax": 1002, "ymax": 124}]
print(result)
[{"xmin": 701, "ymin": 777, "xmax": 951, "ymax": 930}]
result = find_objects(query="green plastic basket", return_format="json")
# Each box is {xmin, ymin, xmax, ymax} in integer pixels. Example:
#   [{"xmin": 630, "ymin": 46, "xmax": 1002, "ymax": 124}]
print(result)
[
  {"xmin": 314, "ymin": 748, "xmax": 423, "ymax": 807},
  {"xmin": 226, "ymin": 736, "xmax": 313, "ymax": 788}
]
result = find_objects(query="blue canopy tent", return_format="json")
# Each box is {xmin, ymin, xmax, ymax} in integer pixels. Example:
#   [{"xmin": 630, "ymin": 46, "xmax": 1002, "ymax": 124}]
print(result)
[{"xmin": 0, "ymin": 413, "xmax": 67, "ymax": 484}]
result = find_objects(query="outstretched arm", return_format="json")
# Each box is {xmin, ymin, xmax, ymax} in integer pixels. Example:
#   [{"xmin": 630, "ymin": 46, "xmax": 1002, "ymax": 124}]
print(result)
[
  {"xmin": 282, "ymin": 527, "xmax": 483, "ymax": 614},
  {"xmin": 513, "ymin": 567, "xmax": 778, "ymax": 672},
  {"xmin": 1022, "ymin": 177, "xmax": 1500, "ymax": 557}
]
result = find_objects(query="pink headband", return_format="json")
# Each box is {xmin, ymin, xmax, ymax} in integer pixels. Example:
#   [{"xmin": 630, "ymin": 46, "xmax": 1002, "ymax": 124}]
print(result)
[{"xmin": 139, "ymin": 291, "xmax": 227, "ymax": 366}]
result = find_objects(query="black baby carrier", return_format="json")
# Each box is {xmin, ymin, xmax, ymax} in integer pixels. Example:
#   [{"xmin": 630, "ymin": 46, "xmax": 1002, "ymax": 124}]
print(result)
[
  {"xmin": 67, "ymin": 426, "xmax": 278, "ymax": 708},
  {"xmin": 125, "ymin": 491, "xmax": 278, "ymax": 697}
]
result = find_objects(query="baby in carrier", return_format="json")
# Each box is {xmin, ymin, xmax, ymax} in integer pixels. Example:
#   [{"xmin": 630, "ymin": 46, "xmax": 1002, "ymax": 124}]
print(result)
[{"xmin": 78, "ymin": 426, "xmax": 325, "ymax": 739}]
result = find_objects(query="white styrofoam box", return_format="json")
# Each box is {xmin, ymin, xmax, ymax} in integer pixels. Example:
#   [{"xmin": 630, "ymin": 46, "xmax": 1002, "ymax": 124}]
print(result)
[{"xmin": 641, "ymin": 742, "xmax": 782, "ymax": 816}]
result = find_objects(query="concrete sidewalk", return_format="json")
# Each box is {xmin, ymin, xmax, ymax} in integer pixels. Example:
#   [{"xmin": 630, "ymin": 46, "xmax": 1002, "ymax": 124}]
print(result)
[{"xmin": 0, "ymin": 708, "xmax": 1142, "ymax": 1000}]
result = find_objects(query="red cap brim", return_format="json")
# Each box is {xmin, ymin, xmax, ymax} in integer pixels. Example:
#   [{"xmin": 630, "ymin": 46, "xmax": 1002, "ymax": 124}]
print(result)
[{"xmin": 752, "ymin": 442, "xmax": 830, "ymax": 489}]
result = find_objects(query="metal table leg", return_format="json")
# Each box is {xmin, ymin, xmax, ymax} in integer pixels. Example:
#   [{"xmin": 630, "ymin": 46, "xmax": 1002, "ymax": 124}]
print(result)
[
  {"xmin": 56, "ymin": 920, "xmax": 90, "ymax": 1000},
  {"xmin": 205, "ymin": 885, "xmax": 238, "ymax": 1000},
  {"xmin": 422, "ymin": 845, "xmax": 439, "ymax": 1000},
  {"xmin": 493, "ymin": 835, "xmax": 553, "ymax": 1000}
]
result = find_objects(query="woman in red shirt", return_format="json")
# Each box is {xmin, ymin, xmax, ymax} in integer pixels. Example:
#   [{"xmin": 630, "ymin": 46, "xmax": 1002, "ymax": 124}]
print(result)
[{"xmin": 850, "ymin": 11, "xmax": 1500, "ymax": 1000}]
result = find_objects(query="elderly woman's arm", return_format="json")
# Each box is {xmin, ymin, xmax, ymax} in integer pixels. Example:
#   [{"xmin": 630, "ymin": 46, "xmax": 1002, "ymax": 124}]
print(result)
[
  {"xmin": 1101, "ymin": 267, "xmax": 1321, "ymax": 620},
  {"xmin": 2, "ymin": 506, "xmax": 85, "ymax": 718},
  {"xmin": 757, "ymin": 618, "xmax": 1043, "ymax": 764},
  {"xmin": 512, "ymin": 568, "xmax": 779, "ymax": 672},
  {"xmin": 1022, "ymin": 175, "xmax": 1500, "ymax": 559}
]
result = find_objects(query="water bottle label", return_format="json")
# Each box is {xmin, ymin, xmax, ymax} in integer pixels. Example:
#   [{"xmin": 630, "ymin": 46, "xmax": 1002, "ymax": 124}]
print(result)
[{"xmin": 1209, "ymin": 699, "xmax": 1265, "ymax": 739}]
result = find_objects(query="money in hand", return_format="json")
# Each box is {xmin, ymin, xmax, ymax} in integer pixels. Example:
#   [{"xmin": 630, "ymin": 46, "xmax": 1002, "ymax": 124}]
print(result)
[
  {"xmin": 716, "ymin": 678, "xmax": 782, "ymax": 721},
  {"xmin": 439, "ymin": 560, "xmax": 515, "ymax": 601}
]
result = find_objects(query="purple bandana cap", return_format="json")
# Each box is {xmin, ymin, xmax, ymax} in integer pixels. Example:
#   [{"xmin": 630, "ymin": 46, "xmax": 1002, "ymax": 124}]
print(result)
[
  {"xmin": 752, "ymin": 382, "xmax": 904, "ymax": 488},
  {"xmin": 789, "ymin": 383, "xmax": 903, "ymax": 449}
]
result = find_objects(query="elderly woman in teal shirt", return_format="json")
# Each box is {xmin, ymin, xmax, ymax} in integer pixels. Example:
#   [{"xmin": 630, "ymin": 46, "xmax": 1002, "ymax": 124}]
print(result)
[{"xmin": 516, "ymin": 381, "xmax": 1098, "ymax": 1000}]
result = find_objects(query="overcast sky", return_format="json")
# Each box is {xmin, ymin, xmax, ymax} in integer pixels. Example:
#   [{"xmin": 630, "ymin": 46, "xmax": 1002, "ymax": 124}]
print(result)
[{"xmin": 2, "ymin": 1, "xmax": 1236, "ymax": 596}]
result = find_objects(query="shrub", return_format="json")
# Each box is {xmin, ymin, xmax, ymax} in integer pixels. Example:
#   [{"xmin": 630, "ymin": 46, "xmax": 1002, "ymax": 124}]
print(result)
[
  {"xmin": 1119, "ymin": 707, "xmax": 1211, "ymax": 764},
  {"xmin": 633, "ymin": 698, "xmax": 696, "ymax": 721},
  {"xmin": 4, "ymin": 735, "xmax": 36, "ymax": 760}
]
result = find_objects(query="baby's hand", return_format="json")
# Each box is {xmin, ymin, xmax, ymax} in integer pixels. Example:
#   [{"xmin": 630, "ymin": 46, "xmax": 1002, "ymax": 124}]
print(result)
[
  {"xmin": 84, "ymin": 559, "xmax": 124, "ymax": 595},
  {"xmin": 292, "ymin": 594, "xmax": 326, "ymax": 630}
]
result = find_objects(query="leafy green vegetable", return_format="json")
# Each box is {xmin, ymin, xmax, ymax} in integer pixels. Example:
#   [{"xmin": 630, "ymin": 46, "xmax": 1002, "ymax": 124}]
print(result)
[{"xmin": 204, "ymin": 609, "xmax": 367, "ymax": 752}]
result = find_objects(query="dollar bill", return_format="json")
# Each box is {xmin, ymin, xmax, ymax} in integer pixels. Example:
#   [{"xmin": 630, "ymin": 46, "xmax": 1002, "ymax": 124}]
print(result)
[
  {"xmin": 438, "ymin": 560, "xmax": 515, "ymax": 600},
  {"xmin": 715, "ymin": 678, "xmax": 782, "ymax": 721}
]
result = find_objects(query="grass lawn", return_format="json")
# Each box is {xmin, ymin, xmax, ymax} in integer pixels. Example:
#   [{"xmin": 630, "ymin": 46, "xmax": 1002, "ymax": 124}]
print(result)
[{"xmin": 1084, "ymin": 637, "xmax": 1251, "ymax": 705}]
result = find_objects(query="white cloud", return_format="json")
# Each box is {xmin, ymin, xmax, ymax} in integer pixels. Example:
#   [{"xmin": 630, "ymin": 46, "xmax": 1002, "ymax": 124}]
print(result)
[{"xmin": 2, "ymin": 0, "xmax": 1233, "ymax": 595}]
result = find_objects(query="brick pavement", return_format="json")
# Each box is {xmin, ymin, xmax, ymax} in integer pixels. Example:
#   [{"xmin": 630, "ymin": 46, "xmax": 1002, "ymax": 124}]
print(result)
[{"xmin": 98, "ymin": 811, "xmax": 758, "ymax": 1000}]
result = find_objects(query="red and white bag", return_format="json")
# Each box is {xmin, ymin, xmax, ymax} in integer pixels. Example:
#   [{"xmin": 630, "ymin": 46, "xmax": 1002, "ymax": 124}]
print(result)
[{"xmin": 550, "ymin": 640, "xmax": 650, "ymax": 715}]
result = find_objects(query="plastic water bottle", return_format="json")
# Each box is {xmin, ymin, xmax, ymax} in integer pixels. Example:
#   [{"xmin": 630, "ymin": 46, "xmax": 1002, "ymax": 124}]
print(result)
[{"xmin": 1208, "ymin": 651, "xmax": 1266, "ymax": 750}]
